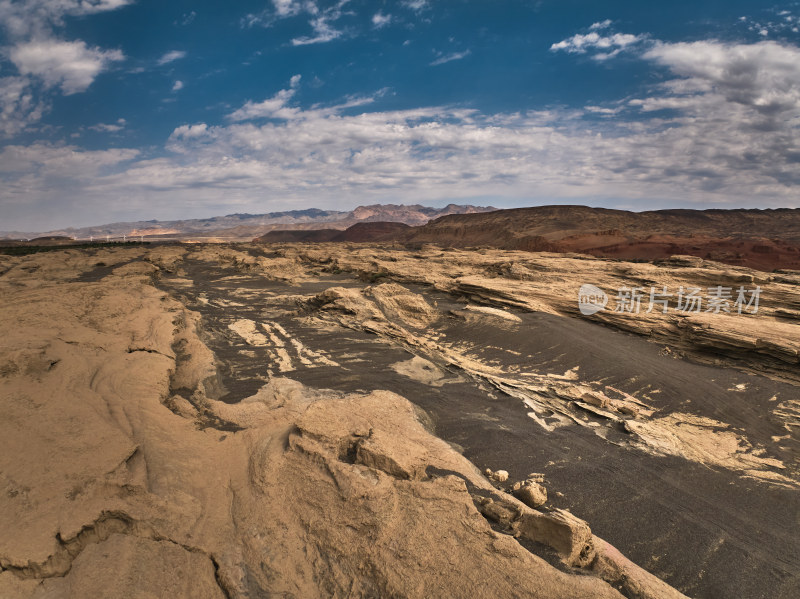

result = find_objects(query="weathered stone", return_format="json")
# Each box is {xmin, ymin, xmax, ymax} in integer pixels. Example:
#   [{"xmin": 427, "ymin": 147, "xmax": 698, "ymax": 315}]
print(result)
[
  {"xmin": 514, "ymin": 481, "xmax": 548, "ymax": 508},
  {"xmin": 515, "ymin": 508, "xmax": 596, "ymax": 568}
]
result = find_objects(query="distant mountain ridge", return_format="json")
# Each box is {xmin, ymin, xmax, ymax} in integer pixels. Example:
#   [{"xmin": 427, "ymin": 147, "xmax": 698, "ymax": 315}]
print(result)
[
  {"xmin": 1, "ymin": 204, "xmax": 495, "ymax": 240},
  {"xmin": 254, "ymin": 205, "xmax": 800, "ymax": 271},
  {"xmin": 404, "ymin": 205, "xmax": 800, "ymax": 270}
]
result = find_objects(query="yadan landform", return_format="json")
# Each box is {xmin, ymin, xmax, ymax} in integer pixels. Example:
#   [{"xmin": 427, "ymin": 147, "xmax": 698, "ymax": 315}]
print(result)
[{"xmin": 1, "ymin": 205, "xmax": 798, "ymax": 598}]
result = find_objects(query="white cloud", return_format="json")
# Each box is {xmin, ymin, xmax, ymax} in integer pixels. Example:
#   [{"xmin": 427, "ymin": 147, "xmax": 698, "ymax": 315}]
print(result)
[
  {"xmin": 738, "ymin": 12, "xmax": 800, "ymax": 37},
  {"xmin": 244, "ymin": 0, "xmax": 347, "ymax": 45},
  {"xmin": 9, "ymin": 39, "xmax": 124, "ymax": 94},
  {"xmin": 0, "ymin": 76, "xmax": 45, "ymax": 136},
  {"xmin": 172, "ymin": 80, "xmax": 184, "ymax": 91},
  {"xmin": 291, "ymin": 13, "xmax": 343, "ymax": 45},
  {"xmin": 590, "ymin": 19, "xmax": 612, "ymax": 30},
  {"xmin": 272, "ymin": 0, "xmax": 307, "ymax": 17},
  {"xmin": 89, "ymin": 118, "xmax": 126, "ymax": 132},
  {"xmin": 642, "ymin": 40, "xmax": 800, "ymax": 117},
  {"xmin": 403, "ymin": 0, "xmax": 427, "ymax": 11},
  {"xmin": 227, "ymin": 76, "xmax": 302, "ymax": 121},
  {"xmin": 108, "ymin": 96, "xmax": 800, "ymax": 213},
  {"xmin": 0, "ymin": 0, "xmax": 130, "ymax": 136},
  {"xmin": 430, "ymin": 50, "xmax": 471, "ymax": 66},
  {"xmin": 171, "ymin": 123, "xmax": 209, "ymax": 139},
  {"xmin": 3, "ymin": 87, "xmax": 799, "ymax": 230},
  {"xmin": 584, "ymin": 105, "xmax": 624, "ymax": 116},
  {"xmin": 241, "ymin": 0, "xmax": 349, "ymax": 44},
  {"xmin": 0, "ymin": 142, "xmax": 138, "ymax": 174},
  {"xmin": 372, "ymin": 12, "xmax": 391, "ymax": 28},
  {"xmin": 0, "ymin": 0, "xmax": 133, "ymax": 36},
  {"xmin": 550, "ymin": 30, "xmax": 645, "ymax": 60},
  {"xmin": 157, "ymin": 50, "xmax": 187, "ymax": 65},
  {"xmin": 227, "ymin": 90, "xmax": 299, "ymax": 121}
]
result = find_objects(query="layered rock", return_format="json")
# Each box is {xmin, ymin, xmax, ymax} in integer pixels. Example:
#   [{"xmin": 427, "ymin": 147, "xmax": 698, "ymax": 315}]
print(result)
[{"xmin": 0, "ymin": 248, "xmax": 686, "ymax": 598}]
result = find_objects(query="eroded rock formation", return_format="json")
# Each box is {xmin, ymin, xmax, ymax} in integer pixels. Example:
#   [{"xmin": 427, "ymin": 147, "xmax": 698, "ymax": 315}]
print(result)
[{"xmin": 0, "ymin": 247, "xmax": 693, "ymax": 598}]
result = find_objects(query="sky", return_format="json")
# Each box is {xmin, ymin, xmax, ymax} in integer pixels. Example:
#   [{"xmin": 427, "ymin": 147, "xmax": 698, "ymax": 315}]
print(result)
[{"xmin": 1, "ymin": 1, "xmax": 799, "ymax": 231}]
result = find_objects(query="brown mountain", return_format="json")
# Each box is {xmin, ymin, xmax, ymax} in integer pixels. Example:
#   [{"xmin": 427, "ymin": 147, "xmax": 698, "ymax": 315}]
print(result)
[
  {"xmin": 256, "ymin": 222, "xmax": 413, "ymax": 244},
  {"xmin": 401, "ymin": 206, "xmax": 800, "ymax": 270},
  {"xmin": 257, "ymin": 205, "xmax": 800, "ymax": 271}
]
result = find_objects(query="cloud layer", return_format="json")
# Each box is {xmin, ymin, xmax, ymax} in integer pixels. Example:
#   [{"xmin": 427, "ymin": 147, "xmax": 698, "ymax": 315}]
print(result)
[{"xmin": 1, "ymin": 11, "xmax": 799, "ymax": 230}]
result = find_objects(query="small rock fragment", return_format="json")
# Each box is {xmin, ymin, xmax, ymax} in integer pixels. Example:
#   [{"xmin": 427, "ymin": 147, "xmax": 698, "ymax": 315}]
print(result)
[
  {"xmin": 513, "ymin": 481, "xmax": 548, "ymax": 508},
  {"xmin": 493, "ymin": 469, "xmax": 509, "ymax": 482},
  {"xmin": 485, "ymin": 468, "xmax": 509, "ymax": 482},
  {"xmin": 516, "ymin": 508, "xmax": 596, "ymax": 568}
]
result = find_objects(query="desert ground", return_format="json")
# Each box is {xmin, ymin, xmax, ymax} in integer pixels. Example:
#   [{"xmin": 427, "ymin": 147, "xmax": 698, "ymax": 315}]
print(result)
[{"xmin": 1, "ymin": 242, "xmax": 798, "ymax": 598}]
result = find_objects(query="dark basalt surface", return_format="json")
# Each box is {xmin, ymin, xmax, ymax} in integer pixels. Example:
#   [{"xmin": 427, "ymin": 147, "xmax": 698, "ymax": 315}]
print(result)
[{"xmin": 158, "ymin": 257, "xmax": 800, "ymax": 599}]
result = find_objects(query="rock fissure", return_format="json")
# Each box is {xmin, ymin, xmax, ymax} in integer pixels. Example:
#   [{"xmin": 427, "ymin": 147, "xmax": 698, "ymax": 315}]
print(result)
[{"xmin": 1, "ymin": 509, "xmax": 231, "ymax": 599}]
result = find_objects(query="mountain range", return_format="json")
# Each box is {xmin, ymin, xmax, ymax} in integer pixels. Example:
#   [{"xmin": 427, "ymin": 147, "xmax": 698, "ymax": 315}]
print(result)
[
  {"xmin": 256, "ymin": 205, "xmax": 800, "ymax": 271},
  {"xmin": 0, "ymin": 204, "xmax": 495, "ymax": 240}
]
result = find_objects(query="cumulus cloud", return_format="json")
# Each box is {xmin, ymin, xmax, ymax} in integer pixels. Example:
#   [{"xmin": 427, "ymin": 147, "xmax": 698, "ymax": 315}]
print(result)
[
  {"xmin": 430, "ymin": 50, "xmax": 471, "ymax": 66},
  {"xmin": 550, "ymin": 29, "xmax": 645, "ymax": 60},
  {"xmin": 157, "ymin": 50, "xmax": 186, "ymax": 65},
  {"xmin": 9, "ymin": 39, "xmax": 124, "ymax": 94},
  {"xmin": 172, "ymin": 80, "xmax": 184, "ymax": 91},
  {"xmin": 643, "ymin": 40, "xmax": 800, "ymax": 117},
  {"xmin": 0, "ymin": 0, "xmax": 130, "ymax": 136},
  {"xmin": 171, "ymin": 123, "xmax": 209, "ymax": 139}
]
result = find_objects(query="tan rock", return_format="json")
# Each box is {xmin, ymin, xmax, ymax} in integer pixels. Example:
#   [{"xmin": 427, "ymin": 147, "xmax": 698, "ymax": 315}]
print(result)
[
  {"xmin": 581, "ymin": 391, "xmax": 610, "ymax": 409},
  {"xmin": 516, "ymin": 508, "xmax": 596, "ymax": 568},
  {"xmin": 0, "ymin": 247, "xmax": 691, "ymax": 599},
  {"xmin": 514, "ymin": 481, "xmax": 548, "ymax": 508},
  {"xmin": 492, "ymin": 469, "xmax": 509, "ymax": 482}
]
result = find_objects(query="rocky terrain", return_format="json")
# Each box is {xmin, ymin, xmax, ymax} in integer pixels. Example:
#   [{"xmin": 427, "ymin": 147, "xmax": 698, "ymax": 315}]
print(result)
[
  {"xmin": 255, "ymin": 205, "xmax": 800, "ymax": 271},
  {"xmin": 1, "ymin": 242, "xmax": 798, "ymax": 598}
]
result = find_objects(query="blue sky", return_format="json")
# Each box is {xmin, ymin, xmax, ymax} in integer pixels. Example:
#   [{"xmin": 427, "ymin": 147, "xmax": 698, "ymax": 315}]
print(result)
[{"xmin": 1, "ymin": 0, "xmax": 799, "ymax": 230}]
